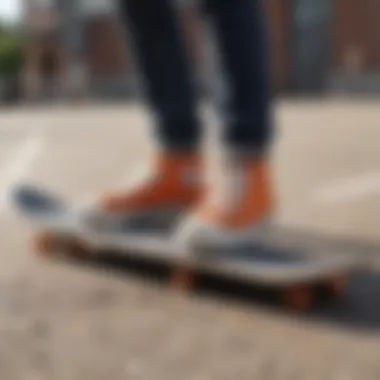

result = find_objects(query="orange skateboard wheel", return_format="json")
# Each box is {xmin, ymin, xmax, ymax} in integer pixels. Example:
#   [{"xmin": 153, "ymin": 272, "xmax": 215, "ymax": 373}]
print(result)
[
  {"xmin": 324, "ymin": 275, "xmax": 348, "ymax": 297},
  {"xmin": 33, "ymin": 230, "xmax": 60, "ymax": 257},
  {"xmin": 64, "ymin": 237, "xmax": 90, "ymax": 259},
  {"xmin": 33, "ymin": 230, "xmax": 89, "ymax": 259},
  {"xmin": 282, "ymin": 284, "xmax": 315, "ymax": 311},
  {"xmin": 170, "ymin": 267, "xmax": 196, "ymax": 292}
]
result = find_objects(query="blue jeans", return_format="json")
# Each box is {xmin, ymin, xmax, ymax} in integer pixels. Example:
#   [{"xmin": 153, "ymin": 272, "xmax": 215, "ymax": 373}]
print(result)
[{"xmin": 120, "ymin": 0, "xmax": 273, "ymax": 153}]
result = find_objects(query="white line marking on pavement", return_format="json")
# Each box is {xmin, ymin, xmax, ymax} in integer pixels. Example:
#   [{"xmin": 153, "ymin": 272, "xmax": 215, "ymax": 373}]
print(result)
[
  {"xmin": 312, "ymin": 172, "xmax": 380, "ymax": 203},
  {"xmin": 0, "ymin": 135, "xmax": 45, "ymax": 212}
]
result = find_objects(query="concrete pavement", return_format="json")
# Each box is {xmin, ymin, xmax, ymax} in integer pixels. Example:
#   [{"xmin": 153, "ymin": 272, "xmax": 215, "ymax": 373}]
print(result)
[{"xmin": 0, "ymin": 100, "xmax": 380, "ymax": 379}]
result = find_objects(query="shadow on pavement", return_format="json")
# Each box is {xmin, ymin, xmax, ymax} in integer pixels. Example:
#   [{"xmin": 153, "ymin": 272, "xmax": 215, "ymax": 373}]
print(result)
[{"xmin": 67, "ymin": 251, "xmax": 380, "ymax": 333}]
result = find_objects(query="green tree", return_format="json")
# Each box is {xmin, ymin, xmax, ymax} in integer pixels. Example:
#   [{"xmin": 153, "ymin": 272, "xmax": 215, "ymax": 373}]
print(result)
[{"xmin": 0, "ymin": 24, "xmax": 24, "ymax": 78}]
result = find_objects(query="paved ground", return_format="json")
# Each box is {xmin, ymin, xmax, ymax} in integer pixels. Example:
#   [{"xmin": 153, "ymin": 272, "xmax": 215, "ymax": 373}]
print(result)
[{"xmin": 0, "ymin": 100, "xmax": 380, "ymax": 379}]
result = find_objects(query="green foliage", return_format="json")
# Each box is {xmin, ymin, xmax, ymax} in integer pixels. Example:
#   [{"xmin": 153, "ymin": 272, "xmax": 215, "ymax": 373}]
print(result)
[{"xmin": 0, "ymin": 25, "xmax": 24, "ymax": 78}]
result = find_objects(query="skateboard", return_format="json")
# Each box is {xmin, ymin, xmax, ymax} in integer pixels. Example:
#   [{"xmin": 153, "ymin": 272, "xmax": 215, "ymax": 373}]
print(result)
[{"xmin": 11, "ymin": 183, "xmax": 371, "ymax": 311}]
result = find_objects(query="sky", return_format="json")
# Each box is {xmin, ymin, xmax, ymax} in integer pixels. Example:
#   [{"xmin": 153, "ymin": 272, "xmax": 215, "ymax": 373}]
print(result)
[{"xmin": 0, "ymin": 0, "xmax": 21, "ymax": 23}]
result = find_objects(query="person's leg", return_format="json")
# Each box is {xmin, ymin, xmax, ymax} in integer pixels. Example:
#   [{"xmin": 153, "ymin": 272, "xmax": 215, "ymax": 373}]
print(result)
[
  {"xmin": 178, "ymin": 0, "xmax": 275, "ymax": 248},
  {"xmin": 100, "ymin": 0, "xmax": 203, "ymax": 214},
  {"xmin": 121, "ymin": 0, "xmax": 201, "ymax": 150},
  {"xmin": 203, "ymin": 0, "xmax": 273, "ymax": 153}
]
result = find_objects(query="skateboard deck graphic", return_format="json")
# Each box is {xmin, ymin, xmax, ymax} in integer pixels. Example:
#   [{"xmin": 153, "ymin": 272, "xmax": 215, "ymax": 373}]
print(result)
[{"xmin": 11, "ymin": 183, "xmax": 375, "ymax": 310}]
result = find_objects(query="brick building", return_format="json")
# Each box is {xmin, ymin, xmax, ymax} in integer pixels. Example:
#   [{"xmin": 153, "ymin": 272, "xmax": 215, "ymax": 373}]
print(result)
[
  {"xmin": 267, "ymin": 0, "xmax": 380, "ymax": 93},
  {"xmin": 23, "ymin": 0, "xmax": 380, "ymax": 101},
  {"xmin": 22, "ymin": 0, "xmax": 65, "ymax": 100},
  {"xmin": 22, "ymin": 0, "xmax": 129, "ymax": 100}
]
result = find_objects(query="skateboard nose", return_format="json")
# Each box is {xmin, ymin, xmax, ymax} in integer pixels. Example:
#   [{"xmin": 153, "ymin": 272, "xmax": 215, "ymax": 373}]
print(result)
[{"xmin": 12, "ymin": 184, "xmax": 64, "ymax": 215}]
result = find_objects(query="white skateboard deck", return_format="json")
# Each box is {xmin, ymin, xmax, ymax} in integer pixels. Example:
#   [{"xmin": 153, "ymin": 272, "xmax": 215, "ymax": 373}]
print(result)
[{"xmin": 11, "ymin": 183, "xmax": 375, "ymax": 287}]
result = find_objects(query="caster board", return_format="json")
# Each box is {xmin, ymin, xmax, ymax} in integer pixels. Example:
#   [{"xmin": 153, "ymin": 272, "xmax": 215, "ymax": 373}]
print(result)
[{"xmin": 11, "ymin": 183, "xmax": 375, "ymax": 311}]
